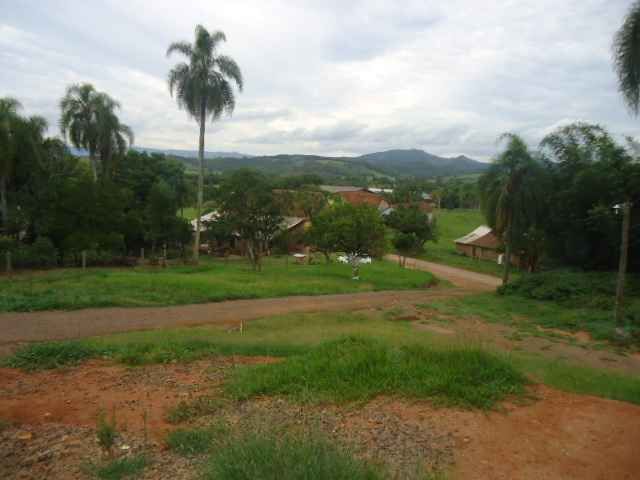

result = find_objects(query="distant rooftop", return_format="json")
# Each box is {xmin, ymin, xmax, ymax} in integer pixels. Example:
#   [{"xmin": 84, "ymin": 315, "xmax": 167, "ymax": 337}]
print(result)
[{"xmin": 319, "ymin": 185, "xmax": 364, "ymax": 194}]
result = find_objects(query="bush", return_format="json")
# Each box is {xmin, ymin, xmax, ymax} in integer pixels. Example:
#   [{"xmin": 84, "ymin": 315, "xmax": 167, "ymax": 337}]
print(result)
[
  {"xmin": 2, "ymin": 236, "xmax": 58, "ymax": 268},
  {"xmin": 499, "ymin": 270, "xmax": 640, "ymax": 310}
]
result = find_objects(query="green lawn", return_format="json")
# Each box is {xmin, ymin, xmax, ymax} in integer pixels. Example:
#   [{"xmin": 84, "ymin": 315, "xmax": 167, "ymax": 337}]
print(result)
[
  {"xmin": 420, "ymin": 209, "xmax": 508, "ymax": 277},
  {"xmin": 6, "ymin": 308, "xmax": 639, "ymax": 406},
  {"xmin": 0, "ymin": 257, "xmax": 434, "ymax": 312}
]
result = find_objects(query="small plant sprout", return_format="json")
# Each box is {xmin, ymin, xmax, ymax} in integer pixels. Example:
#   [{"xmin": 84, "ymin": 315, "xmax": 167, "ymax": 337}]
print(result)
[{"xmin": 96, "ymin": 409, "xmax": 118, "ymax": 457}]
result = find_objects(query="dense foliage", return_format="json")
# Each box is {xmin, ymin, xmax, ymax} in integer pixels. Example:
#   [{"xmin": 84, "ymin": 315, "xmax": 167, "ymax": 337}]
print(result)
[
  {"xmin": 385, "ymin": 205, "xmax": 437, "ymax": 265},
  {"xmin": 0, "ymin": 95, "xmax": 192, "ymax": 267},
  {"xmin": 216, "ymin": 170, "xmax": 283, "ymax": 270},
  {"xmin": 479, "ymin": 124, "xmax": 640, "ymax": 274},
  {"xmin": 306, "ymin": 203, "xmax": 387, "ymax": 278}
]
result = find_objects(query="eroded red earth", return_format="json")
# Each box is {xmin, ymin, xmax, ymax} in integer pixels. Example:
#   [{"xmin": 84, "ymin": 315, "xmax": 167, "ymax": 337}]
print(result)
[{"xmin": 1, "ymin": 359, "xmax": 639, "ymax": 479}]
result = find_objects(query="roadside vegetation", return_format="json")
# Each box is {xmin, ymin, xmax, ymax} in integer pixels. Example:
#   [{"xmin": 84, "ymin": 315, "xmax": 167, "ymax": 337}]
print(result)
[
  {"xmin": 423, "ymin": 270, "xmax": 639, "ymax": 347},
  {"xmin": 0, "ymin": 257, "xmax": 434, "ymax": 312},
  {"xmin": 5, "ymin": 309, "xmax": 639, "ymax": 405}
]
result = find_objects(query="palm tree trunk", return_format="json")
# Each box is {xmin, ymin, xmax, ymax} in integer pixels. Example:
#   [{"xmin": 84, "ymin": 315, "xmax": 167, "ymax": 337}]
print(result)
[
  {"xmin": 193, "ymin": 109, "xmax": 206, "ymax": 264},
  {"xmin": 615, "ymin": 200, "xmax": 632, "ymax": 336},
  {"xmin": 0, "ymin": 175, "xmax": 8, "ymax": 233},
  {"xmin": 89, "ymin": 153, "xmax": 98, "ymax": 181},
  {"xmin": 502, "ymin": 213, "xmax": 513, "ymax": 285}
]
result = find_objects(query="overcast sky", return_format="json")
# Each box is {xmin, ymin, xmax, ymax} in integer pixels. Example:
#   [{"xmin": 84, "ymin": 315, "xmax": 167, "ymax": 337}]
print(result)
[{"xmin": 1, "ymin": 0, "xmax": 638, "ymax": 160}]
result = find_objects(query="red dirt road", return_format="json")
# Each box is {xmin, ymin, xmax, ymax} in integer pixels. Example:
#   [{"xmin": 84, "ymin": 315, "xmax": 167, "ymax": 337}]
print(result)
[
  {"xmin": 385, "ymin": 254, "xmax": 502, "ymax": 291},
  {"xmin": 0, "ymin": 288, "xmax": 469, "ymax": 344}
]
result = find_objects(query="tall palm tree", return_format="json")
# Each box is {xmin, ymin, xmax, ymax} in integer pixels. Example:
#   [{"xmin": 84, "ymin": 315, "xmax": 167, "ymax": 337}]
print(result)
[
  {"xmin": 0, "ymin": 97, "xmax": 22, "ymax": 232},
  {"xmin": 613, "ymin": 3, "xmax": 640, "ymax": 336},
  {"xmin": 479, "ymin": 134, "xmax": 540, "ymax": 284},
  {"xmin": 167, "ymin": 25, "xmax": 243, "ymax": 262},
  {"xmin": 60, "ymin": 84, "xmax": 133, "ymax": 181},
  {"xmin": 614, "ymin": 1, "xmax": 640, "ymax": 114},
  {"xmin": 96, "ymin": 96, "xmax": 134, "ymax": 181}
]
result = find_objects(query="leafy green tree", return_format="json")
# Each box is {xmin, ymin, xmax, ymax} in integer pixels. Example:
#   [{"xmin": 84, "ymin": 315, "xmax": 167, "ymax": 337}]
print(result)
[
  {"xmin": 167, "ymin": 25, "xmax": 243, "ymax": 263},
  {"xmin": 0, "ymin": 98, "xmax": 48, "ymax": 234},
  {"xmin": 479, "ymin": 134, "xmax": 546, "ymax": 284},
  {"xmin": 385, "ymin": 205, "xmax": 436, "ymax": 267},
  {"xmin": 541, "ymin": 123, "xmax": 640, "ymax": 332},
  {"xmin": 308, "ymin": 203, "xmax": 386, "ymax": 279},
  {"xmin": 216, "ymin": 170, "xmax": 282, "ymax": 271},
  {"xmin": 306, "ymin": 208, "xmax": 340, "ymax": 263},
  {"xmin": 146, "ymin": 179, "xmax": 178, "ymax": 251},
  {"xmin": 0, "ymin": 97, "xmax": 23, "ymax": 232},
  {"xmin": 60, "ymin": 84, "xmax": 133, "ymax": 181}
]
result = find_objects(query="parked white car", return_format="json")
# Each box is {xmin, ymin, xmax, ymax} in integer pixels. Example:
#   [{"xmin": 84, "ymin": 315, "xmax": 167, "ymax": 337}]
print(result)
[{"xmin": 337, "ymin": 255, "xmax": 372, "ymax": 264}]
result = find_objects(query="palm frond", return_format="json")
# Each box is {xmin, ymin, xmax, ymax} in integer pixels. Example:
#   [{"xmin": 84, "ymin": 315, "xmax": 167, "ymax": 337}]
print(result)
[
  {"xmin": 614, "ymin": 0, "xmax": 640, "ymax": 114},
  {"xmin": 217, "ymin": 55, "xmax": 244, "ymax": 91},
  {"xmin": 166, "ymin": 41, "xmax": 193, "ymax": 59}
]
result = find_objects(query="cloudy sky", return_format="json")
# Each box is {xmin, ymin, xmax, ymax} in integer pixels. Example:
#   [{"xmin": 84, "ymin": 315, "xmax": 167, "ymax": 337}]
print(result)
[{"xmin": 1, "ymin": 0, "xmax": 638, "ymax": 160}]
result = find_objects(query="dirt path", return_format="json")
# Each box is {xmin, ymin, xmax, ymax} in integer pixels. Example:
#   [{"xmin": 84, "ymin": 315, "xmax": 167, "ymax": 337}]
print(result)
[
  {"xmin": 0, "ymin": 288, "xmax": 469, "ymax": 345},
  {"xmin": 384, "ymin": 255, "xmax": 502, "ymax": 291}
]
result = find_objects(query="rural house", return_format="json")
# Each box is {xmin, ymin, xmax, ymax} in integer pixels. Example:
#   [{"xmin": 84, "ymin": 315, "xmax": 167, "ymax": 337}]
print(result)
[{"xmin": 455, "ymin": 225, "xmax": 521, "ymax": 266}]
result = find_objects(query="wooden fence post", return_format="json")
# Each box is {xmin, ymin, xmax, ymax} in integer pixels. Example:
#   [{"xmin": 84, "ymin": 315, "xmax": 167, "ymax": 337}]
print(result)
[
  {"xmin": 140, "ymin": 247, "xmax": 145, "ymax": 261},
  {"xmin": 6, "ymin": 251, "xmax": 11, "ymax": 274},
  {"xmin": 81, "ymin": 250, "xmax": 87, "ymax": 270}
]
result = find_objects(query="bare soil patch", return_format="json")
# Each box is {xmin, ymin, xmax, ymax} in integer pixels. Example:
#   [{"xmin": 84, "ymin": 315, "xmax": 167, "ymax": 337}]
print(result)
[
  {"xmin": 0, "ymin": 357, "xmax": 276, "ymax": 441},
  {"xmin": 1, "ymin": 360, "xmax": 639, "ymax": 479}
]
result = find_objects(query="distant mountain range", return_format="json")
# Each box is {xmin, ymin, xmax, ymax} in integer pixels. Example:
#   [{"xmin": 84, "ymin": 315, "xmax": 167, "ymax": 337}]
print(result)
[
  {"xmin": 69, "ymin": 146, "xmax": 250, "ymax": 159},
  {"xmin": 70, "ymin": 146, "xmax": 488, "ymax": 180}
]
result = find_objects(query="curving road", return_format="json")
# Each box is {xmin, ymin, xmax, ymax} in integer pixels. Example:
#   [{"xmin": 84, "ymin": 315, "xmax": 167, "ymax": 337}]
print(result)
[{"xmin": 0, "ymin": 258, "xmax": 499, "ymax": 345}]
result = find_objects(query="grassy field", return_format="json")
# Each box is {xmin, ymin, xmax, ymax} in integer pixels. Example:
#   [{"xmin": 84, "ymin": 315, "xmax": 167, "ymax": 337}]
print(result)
[
  {"xmin": 6, "ymin": 309, "xmax": 639, "ymax": 406},
  {"xmin": 0, "ymin": 257, "xmax": 434, "ymax": 312},
  {"xmin": 420, "ymin": 209, "xmax": 508, "ymax": 277}
]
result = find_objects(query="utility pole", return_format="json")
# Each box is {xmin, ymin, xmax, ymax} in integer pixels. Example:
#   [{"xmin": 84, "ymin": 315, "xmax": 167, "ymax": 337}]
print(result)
[{"xmin": 614, "ymin": 200, "xmax": 632, "ymax": 337}]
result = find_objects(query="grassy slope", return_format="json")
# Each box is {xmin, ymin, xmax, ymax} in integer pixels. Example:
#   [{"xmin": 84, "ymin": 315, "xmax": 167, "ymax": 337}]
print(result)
[
  {"xmin": 420, "ymin": 209, "xmax": 508, "ymax": 277},
  {"xmin": 6, "ymin": 310, "xmax": 639, "ymax": 405},
  {"xmin": 0, "ymin": 257, "xmax": 433, "ymax": 312},
  {"xmin": 424, "ymin": 292, "xmax": 627, "ymax": 344}
]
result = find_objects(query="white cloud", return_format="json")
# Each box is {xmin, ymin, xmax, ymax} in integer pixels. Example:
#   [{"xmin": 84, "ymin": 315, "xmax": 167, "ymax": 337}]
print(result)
[{"xmin": 0, "ymin": 0, "xmax": 637, "ymax": 160}]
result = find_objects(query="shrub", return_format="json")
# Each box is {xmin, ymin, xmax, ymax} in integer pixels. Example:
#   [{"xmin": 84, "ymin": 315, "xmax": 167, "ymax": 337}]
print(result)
[
  {"xmin": 97, "ymin": 410, "xmax": 118, "ymax": 455},
  {"xmin": 3, "ymin": 236, "xmax": 59, "ymax": 268},
  {"xmin": 499, "ymin": 270, "xmax": 640, "ymax": 309}
]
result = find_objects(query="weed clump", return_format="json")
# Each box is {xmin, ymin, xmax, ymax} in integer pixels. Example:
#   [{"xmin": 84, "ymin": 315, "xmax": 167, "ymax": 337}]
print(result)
[{"xmin": 227, "ymin": 336, "xmax": 527, "ymax": 409}]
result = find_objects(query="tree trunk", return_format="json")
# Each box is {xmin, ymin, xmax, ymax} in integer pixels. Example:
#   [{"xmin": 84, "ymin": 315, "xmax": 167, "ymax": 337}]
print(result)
[
  {"xmin": 192, "ymin": 109, "xmax": 206, "ymax": 264},
  {"xmin": 502, "ymin": 213, "xmax": 513, "ymax": 286},
  {"xmin": 89, "ymin": 152, "xmax": 98, "ymax": 181},
  {"xmin": 615, "ymin": 200, "xmax": 632, "ymax": 336},
  {"xmin": 0, "ymin": 175, "xmax": 8, "ymax": 233}
]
